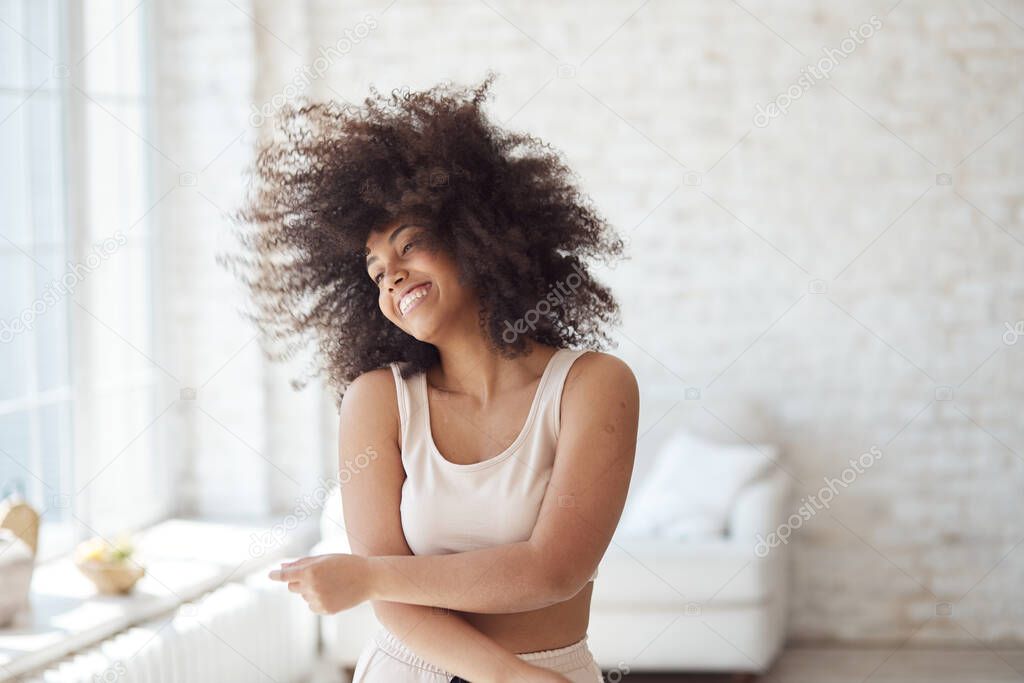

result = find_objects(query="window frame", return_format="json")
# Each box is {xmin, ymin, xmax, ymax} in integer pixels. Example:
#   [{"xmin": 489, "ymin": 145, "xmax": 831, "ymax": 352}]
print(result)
[{"xmin": 0, "ymin": 0, "xmax": 173, "ymax": 562}]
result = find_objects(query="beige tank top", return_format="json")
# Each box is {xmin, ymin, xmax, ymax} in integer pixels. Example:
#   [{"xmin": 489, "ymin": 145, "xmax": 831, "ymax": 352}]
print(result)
[{"xmin": 390, "ymin": 347, "xmax": 598, "ymax": 583}]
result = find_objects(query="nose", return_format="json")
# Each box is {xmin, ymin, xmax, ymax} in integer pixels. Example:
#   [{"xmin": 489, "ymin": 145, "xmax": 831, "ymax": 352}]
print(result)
[{"xmin": 385, "ymin": 267, "xmax": 408, "ymax": 293}]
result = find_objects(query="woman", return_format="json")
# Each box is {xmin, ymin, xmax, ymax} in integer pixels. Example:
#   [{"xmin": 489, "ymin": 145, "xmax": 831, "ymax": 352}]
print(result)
[{"xmin": 228, "ymin": 72, "xmax": 640, "ymax": 682}]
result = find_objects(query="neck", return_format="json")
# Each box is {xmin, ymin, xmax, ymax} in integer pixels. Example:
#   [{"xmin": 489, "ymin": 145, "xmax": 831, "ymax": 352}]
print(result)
[{"xmin": 430, "ymin": 334, "xmax": 550, "ymax": 404}]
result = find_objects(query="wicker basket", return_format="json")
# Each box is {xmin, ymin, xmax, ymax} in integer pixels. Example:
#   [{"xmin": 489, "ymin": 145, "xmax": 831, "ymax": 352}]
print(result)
[
  {"xmin": 0, "ymin": 489, "xmax": 39, "ymax": 556},
  {"xmin": 0, "ymin": 529, "xmax": 34, "ymax": 626},
  {"xmin": 75, "ymin": 559, "xmax": 146, "ymax": 595}
]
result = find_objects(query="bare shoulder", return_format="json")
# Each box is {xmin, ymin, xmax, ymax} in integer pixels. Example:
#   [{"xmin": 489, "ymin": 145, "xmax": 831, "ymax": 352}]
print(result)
[
  {"xmin": 564, "ymin": 350, "xmax": 639, "ymax": 411},
  {"xmin": 554, "ymin": 351, "xmax": 640, "ymax": 479},
  {"xmin": 343, "ymin": 365, "xmax": 398, "ymax": 404},
  {"xmin": 339, "ymin": 366, "xmax": 399, "ymax": 444},
  {"xmin": 566, "ymin": 350, "xmax": 638, "ymax": 392},
  {"xmin": 336, "ymin": 366, "xmax": 410, "ymax": 558}
]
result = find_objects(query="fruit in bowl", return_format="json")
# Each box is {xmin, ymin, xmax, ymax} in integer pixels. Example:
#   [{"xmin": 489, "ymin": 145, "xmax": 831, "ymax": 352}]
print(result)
[{"xmin": 74, "ymin": 535, "xmax": 145, "ymax": 595}]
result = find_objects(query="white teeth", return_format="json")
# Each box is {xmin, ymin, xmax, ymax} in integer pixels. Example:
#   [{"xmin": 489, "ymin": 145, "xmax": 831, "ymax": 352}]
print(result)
[{"xmin": 399, "ymin": 285, "xmax": 429, "ymax": 316}]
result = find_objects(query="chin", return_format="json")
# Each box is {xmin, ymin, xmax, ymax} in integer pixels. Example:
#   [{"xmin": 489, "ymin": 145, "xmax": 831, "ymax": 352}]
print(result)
[
  {"xmin": 396, "ymin": 313, "xmax": 432, "ymax": 340},
  {"xmin": 405, "ymin": 323, "xmax": 439, "ymax": 343},
  {"xmin": 403, "ymin": 310, "xmax": 454, "ymax": 344}
]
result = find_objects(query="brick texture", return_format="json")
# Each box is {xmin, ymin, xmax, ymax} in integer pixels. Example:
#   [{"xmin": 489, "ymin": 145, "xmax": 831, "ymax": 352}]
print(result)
[{"xmin": 153, "ymin": 0, "xmax": 1024, "ymax": 644}]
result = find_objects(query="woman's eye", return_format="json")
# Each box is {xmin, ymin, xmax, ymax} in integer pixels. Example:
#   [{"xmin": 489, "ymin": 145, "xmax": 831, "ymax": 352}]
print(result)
[{"xmin": 371, "ymin": 239, "xmax": 417, "ymax": 285}]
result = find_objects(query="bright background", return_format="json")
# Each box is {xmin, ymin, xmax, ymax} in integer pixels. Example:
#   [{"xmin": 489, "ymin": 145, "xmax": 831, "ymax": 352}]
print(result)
[{"xmin": 1, "ymin": 0, "xmax": 1022, "ymax": 647}]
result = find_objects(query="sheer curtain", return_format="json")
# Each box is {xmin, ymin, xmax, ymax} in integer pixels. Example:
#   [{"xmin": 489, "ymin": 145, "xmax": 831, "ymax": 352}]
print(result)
[
  {"xmin": 1, "ymin": 0, "xmax": 175, "ymax": 560},
  {"xmin": 148, "ymin": 0, "xmax": 339, "ymax": 524}
]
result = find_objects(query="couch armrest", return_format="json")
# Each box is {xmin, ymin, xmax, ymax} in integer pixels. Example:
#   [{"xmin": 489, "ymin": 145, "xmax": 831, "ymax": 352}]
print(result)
[
  {"xmin": 319, "ymin": 486, "xmax": 345, "ymax": 544},
  {"xmin": 727, "ymin": 465, "xmax": 792, "ymax": 548},
  {"xmin": 311, "ymin": 536, "xmax": 351, "ymax": 556}
]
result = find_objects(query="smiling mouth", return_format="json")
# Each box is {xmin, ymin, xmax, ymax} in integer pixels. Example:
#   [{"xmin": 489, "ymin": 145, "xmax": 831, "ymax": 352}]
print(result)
[{"xmin": 399, "ymin": 283, "xmax": 432, "ymax": 317}]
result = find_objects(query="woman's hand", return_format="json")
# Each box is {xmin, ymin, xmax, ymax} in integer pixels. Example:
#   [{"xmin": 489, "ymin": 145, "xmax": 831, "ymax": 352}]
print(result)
[
  {"xmin": 267, "ymin": 553, "xmax": 372, "ymax": 615},
  {"xmin": 269, "ymin": 556, "xmax": 571, "ymax": 683}
]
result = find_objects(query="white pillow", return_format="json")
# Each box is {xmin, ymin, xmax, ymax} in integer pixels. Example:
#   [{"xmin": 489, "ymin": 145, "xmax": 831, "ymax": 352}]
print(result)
[{"xmin": 617, "ymin": 430, "xmax": 775, "ymax": 540}]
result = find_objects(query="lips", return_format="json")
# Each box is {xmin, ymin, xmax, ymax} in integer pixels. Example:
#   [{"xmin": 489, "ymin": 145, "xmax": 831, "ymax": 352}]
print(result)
[{"xmin": 398, "ymin": 282, "xmax": 432, "ymax": 317}]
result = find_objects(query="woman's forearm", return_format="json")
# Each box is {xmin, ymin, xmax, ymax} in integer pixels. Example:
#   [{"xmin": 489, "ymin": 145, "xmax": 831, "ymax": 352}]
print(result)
[
  {"xmin": 368, "ymin": 541, "xmax": 568, "ymax": 614},
  {"xmin": 371, "ymin": 599, "xmax": 539, "ymax": 682}
]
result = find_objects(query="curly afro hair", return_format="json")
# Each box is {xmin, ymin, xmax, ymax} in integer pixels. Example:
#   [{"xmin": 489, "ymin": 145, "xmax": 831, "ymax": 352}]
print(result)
[{"xmin": 220, "ymin": 70, "xmax": 627, "ymax": 407}]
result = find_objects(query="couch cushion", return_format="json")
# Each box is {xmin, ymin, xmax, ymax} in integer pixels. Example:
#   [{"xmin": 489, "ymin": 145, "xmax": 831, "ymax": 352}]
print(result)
[
  {"xmin": 592, "ymin": 533, "xmax": 777, "ymax": 606},
  {"xmin": 618, "ymin": 430, "xmax": 775, "ymax": 541}
]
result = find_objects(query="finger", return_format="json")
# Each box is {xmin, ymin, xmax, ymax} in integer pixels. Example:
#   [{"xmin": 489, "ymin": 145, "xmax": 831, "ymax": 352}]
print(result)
[
  {"xmin": 287, "ymin": 581, "xmax": 303, "ymax": 593},
  {"xmin": 269, "ymin": 564, "xmax": 305, "ymax": 581},
  {"xmin": 270, "ymin": 553, "xmax": 327, "ymax": 580}
]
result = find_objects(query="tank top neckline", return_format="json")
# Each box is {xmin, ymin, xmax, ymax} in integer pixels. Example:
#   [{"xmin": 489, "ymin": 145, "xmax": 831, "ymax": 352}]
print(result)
[{"xmin": 420, "ymin": 347, "xmax": 568, "ymax": 471}]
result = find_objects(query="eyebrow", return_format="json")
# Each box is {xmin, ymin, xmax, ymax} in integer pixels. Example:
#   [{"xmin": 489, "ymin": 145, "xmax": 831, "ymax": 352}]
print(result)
[{"xmin": 365, "ymin": 223, "xmax": 418, "ymax": 268}]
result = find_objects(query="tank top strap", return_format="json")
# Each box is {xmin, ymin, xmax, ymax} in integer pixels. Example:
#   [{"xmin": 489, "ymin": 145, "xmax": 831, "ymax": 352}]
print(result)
[
  {"xmin": 391, "ymin": 350, "xmax": 588, "ymax": 456},
  {"xmin": 543, "ymin": 348, "xmax": 590, "ymax": 439},
  {"xmin": 389, "ymin": 362, "xmax": 419, "ymax": 454}
]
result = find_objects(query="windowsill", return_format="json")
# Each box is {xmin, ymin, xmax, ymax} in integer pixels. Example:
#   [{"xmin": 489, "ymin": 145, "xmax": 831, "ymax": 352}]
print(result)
[{"xmin": 0, "ymin": 515, "xmax": 321, "ymax": 681}]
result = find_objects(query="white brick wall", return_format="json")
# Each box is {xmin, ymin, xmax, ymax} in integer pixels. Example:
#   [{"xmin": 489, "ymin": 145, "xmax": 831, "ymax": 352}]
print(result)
[{"xmin": 153, "ymin": 0, "xmax": 1024, "ymax": 644}]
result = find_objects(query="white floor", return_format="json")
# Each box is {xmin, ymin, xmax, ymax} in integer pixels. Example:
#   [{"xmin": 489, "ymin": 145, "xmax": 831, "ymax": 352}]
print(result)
[{"xmin": 760, "ymin": 646, "xmax": 1024, "ymax": 683}]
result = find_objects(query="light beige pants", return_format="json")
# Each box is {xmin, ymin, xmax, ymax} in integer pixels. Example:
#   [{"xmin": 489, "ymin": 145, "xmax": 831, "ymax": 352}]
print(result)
[{"xmin": 352, "ymin": 626, "xmax": 604, "ymax": 682}]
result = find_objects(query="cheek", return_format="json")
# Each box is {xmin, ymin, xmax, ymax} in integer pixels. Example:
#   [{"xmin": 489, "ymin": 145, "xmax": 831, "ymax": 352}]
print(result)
[
  {"xmin": 378, "ymin": 290, "xmax": 396, "ymax": 317},
  {"xmin": 419, "ymin": 253, "xmax": 462, "ymax": 295}
]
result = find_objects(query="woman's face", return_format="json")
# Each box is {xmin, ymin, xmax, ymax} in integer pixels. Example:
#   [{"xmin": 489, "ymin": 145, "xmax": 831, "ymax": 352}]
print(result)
[{"xmin": 364, "ymin": 218, "xmax": 477, "ymax": 342}]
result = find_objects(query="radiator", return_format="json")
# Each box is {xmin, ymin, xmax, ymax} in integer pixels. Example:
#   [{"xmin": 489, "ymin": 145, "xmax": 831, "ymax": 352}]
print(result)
[{"xmin": 19, "ymin": 569, "xmax": 319, "ymax": 683}]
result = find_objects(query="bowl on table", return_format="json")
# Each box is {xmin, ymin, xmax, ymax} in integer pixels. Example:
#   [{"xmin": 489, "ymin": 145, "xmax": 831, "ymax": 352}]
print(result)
[{"xmin": 74, "ymin": 536, "xmax": 146, "ymax": 595}]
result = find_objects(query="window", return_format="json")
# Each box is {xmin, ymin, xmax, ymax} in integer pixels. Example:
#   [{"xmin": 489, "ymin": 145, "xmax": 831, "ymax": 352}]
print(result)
[{"xmin": 0, "ymin": 0, "xmax": 171, "ymax": 562}]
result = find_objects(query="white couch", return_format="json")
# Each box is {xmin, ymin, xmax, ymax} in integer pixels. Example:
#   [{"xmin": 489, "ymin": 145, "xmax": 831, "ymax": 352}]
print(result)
[
  {"xmin": 584, "ymin": 464, "xmax": 791, "ymax": 673},
  {"xmin": 312, "ymin": 406, "xmax": 792, "ymax": 676}
]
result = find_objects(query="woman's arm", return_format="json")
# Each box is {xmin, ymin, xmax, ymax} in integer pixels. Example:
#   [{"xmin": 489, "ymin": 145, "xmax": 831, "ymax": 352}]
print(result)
[
  {"xmin": 363, "ymin": 353, "xmax": 640, "ymax": 614},
  {"xmin": 369, "ymin": 601, "xmax": 549, "ymax": 683},
  {"xmin": 332, "ymin": 369, "xmax": 558, "ymax": 683}
]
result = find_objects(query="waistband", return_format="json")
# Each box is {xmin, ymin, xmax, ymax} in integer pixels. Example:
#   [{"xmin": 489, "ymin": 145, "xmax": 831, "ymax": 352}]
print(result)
[{"xmin": 373, "ymin": 627, "xmax": 595, "ymax": 675}]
